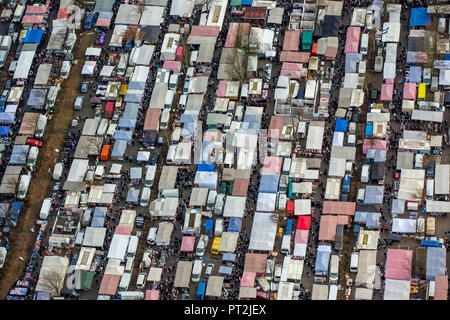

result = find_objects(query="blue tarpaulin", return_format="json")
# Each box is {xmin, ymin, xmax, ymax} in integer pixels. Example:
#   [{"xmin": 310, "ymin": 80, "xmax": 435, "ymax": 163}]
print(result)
[
  {"xmin": 113, "ymin": 130, "xmax": 133, "ymax": 141},
  {"xmin": 242, "ymin": 0, "xmax": 253, "ymax": 5},
  {"xmin": 335, "ymin": 119, "xmax": 348, "ymax": 132},
  {"xmin": 410, "ymin": 8, "xmax": 431, "ymax": 27},
  {"xmin": 259, "ymin": 174, "xmax": 280, "ymax": 193},
  {"xmin": 445, "ymin": 54, "xmax": 450, "ymax": 61},
  {"xmin": 218, "ymin": 266, "xmax": 233, "ymax": 275},
  {"xmin": 10, "ymin": 201, "xmax": 22, "ymax": 216},
  {"xmin": 111, "ymin": 140, "xmax": 127, "ymax": 158},
  {"xmin": 205, "ymin": 219, "xmax": 214, "ymax": 236},
  {"xmin": 197, "ymin": 163, "xmax": 215, "ymax": 172},
  {"xmin": 228, "ymin": 217, "xmax": 242, "ymax": 233},
  {"xmin": 23, "ymin": 29, "xmax": 44, "ymax": 43},
  {"xmin": 409, "ymin": 66, "xmax": 422, "ymax": 83},
  {"xmin": 426, "ymin": 247, "xmax": 446, "ymax": 281},
  {"xmin": 421, "ymin": 240, "xmax": 441, "ymax": 248},
  {"xmin": 365, "ymin": 124, "xmax": 373, "ymax": 137},
  {"xmin": 0, "ymin": 126, "xmax": 10, "ymax": 136},
  {"xmin": 91, "ymin": 207, "xmax": 107, "ymax": 227},
  {"xmin": 222, "ymin": 253, "xmax": 236, "ymax": 261},
  {"xmin": 0, "ymin": 112, "xmax": 15, "ymax": 123}
]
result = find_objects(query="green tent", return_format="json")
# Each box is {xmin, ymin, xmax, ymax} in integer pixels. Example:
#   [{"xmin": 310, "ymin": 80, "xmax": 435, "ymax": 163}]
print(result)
[
  {"xmin": 79, "ymin": 270, "xmax": 94, "ymax": 291},
  {"xmin": 302, "ymin": 31, "xmax": 313, "ymax": 50},
  {"xmin": 230, "ymin": 0, "xmax": 242, "ymax": 6}
]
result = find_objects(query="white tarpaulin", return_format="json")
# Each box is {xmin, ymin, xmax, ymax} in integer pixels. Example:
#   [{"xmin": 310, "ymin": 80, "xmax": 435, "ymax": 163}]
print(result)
[
  {"xmin": 249, "ymin": 212, "xmax": 277, "ymax": 251},
  {"xmin": 294, "ymin": 199, "xmax": 311, "ymax": 215},
  {"xmin": 383, "ymin": 279, "xmax": 410, "ymax": 300},
  {"xmin": 223, "ymin": 196, "xmax": 246, "ymax": 218},
  {"xmin": 107, "ymin": 234, "xmax": 130, "ymax": 260},
  {"xmin": 256, "ymin": 193, "xmax": 277, "ymax": 212},
  {"xmin": 306, "ymin": 125, "xmax": 324, "ymax": 151},
  {"xmin": 434, "ymin": 164, "xmax": 449, "ymax": 195},
  {"xmin": 392, "ymin": 218, "xmax": 417, "ymax": 233},
  {"xmin": 328, "ymin": 158, "xmax": 346, "ymax": 177}
]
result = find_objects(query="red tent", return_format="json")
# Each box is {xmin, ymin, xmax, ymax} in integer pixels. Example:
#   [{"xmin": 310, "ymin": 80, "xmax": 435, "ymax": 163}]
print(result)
[
  {"xmin": 298, "ymin": 216, "xmax": 311, "ymax": 230},
  {"xmin": 175, "ymin": 46, "xmax": 184, "ymax": 60},
  {"xmin": 57, "ymin": 8, "xmax": 68, "ymax": 19},
  {"xmin": 287, "ymin": 200, "xmax": 294, "ymax": 214}
]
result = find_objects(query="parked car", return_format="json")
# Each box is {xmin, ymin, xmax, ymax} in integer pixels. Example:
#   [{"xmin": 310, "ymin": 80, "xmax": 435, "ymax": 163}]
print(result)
[
  {"xmin": 4, "ymin": 79, "xmax": 12, "ymax": 90},
  {"xmin": 26, "ymin": 139, "xmax": 43, "ymax": 147},
  {"xmin": 205, "ymin": 263, "xmax": 214, "ymax": 278},
  {"xmin": 151, "ymin": 152, "xmax": 160, "ymax": 165},
  {"xmin": 80, "ymin": 81, "xmax": 89, "ymax": 93}
]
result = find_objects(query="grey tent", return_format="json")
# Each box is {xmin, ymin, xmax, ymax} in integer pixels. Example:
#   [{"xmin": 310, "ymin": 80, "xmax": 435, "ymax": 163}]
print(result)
[
  {"xmin": 27, "ymin": 89, "xmax": 48, "ymax": 108},
  {"xmin": 426, "ymin": 247, "xmax": 446, "ymax": 281},
  {"xmin": 126, "ymin": 189, "xmax": 140, "ymax": 204},
  {"xmin": 130, "ymin": 167, "xmax": 142, "ymax": 180}
]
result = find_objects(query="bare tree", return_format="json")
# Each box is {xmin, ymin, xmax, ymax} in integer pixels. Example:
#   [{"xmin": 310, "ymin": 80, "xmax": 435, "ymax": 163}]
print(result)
[
  {"xmin": 200, "ymin": 0, "xmax": 214, "ymax": 13},
  {"xmin": 39, "ymin": 270, "xmax": 65, "ymax": 297},
  {"xmin": 124, "ymin": 26, "xmax": 140, "ymax": 42}
]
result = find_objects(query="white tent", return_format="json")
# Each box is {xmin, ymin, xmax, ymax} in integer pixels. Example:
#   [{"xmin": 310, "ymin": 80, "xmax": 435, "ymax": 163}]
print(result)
[
  {"xmin": 392, "ymin": 218, "xmax": 417, "ymax": 233},
  {"xmin": 82, "ymin": 227, "xmax": 107, "ymax": 247},
  {"xmin": 306, "ymin": 125, "xmax": 324, "ymax": 150},
  {"xmin": 355, "ymin": 288, "xmax": 374, "ymax": 300},
  {"xmin": 277, "ymin": 282, "xmax": 295, "ymax": 300},
  {"xmin": 312, "ymin": 284, "xmax": 329, "ymax": 300},
  {"xmin": 328, "ymin": 158, "xmax": 346, "ymax": 177},
  {"xmin": 383, "ymin": 279, "xmax": 410, "ymax": 300},
  {"xmin": 155, "ymin": 223, "xmax": 174, "ymax": 246},
  {"xmin": 107, "ymin": 234, "xmax": 130, "ymax": 260},
  {"xmin": 82, "ymin": 61, "xmax": 96, "ymax": 75},
  {"xmin": 434, "ymin": 164, "xmax": 449, "ymax": 195},
  {"xmin": 256, "ymin": 193, "xmax": 277, "ymax": 212},
  {"xmin": 294, "ymin": 199, "xmax": 311, "ymax": 215},
  {"xmin": 218, "ymin": 232, "xmax": 239, "ymax": 253},
  {"xmin": 249, "ymin": 212, "xmax": 277, "ymax": 251},
  {"xmin": 223, "ymin": 196, "xmax": 246, "ymax": 218},
  {"xmin": 355, "ymin": 250, "xmax": 377, "ymax": 287}
]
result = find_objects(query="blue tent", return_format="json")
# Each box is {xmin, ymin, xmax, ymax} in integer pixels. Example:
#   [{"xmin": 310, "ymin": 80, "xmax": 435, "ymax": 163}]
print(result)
[
  {"xmin": 91, "ymin": 207, "xmax": 107, "ymax": 227},
  {"xmin": 365, "ymin": 124, "xmax": 373, "ymax": 137},
  {"xmin": 222, "ymin": 253, "xmax": 236, "ymax": 262},
  {"xmin": 23, "ymin": 29, "xmax": 44, "ymax": 43},
  {"xmin": 410, "ymin": 8, "xmax": 431, "ymax": 27},
  {"xmin": 0, "ymin": 112, "xmax": 15, "ymax": 123},
  {"xmin": 0, "ymin": 126, "xmax": 10, "ymax": 136},
  {"xmin": 113, "ymin": 130, "xmax": 133, "ymax": 141},
  {"xmin": 445, "ymin": 54, "xmax": 450, "ymax": 61},
  {"xmin": 335, "ymin": 119, "xmax": 348, "ymax": 132},
  {"xmin": 259, "ymin": 174, "xmax": 279, "ymax": 193},
  {"xmin": 409, "ymin": 66, "xmax": 422, "ymax": 83},
  {"xmin": 111, "ymin": 140, "xmax": 127, "ymax": 158},
  {"xmin": 228, "ymin": 217, "xmax": 242, "ymax": 233},
  {"xmin": 197, "ymin": 163, "xmax": 215, "ymax": 172},
  {"xmin": 242, "ymin": 0, "xmax": 253, "ymax": 5}
]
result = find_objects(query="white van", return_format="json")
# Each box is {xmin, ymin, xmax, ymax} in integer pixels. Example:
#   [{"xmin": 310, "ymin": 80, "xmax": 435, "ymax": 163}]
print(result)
[
  {"xmin": 39, "ymin": 198, "xmax": 53, "ymax": 220},
  {"xmin": 8, "ymin": 61, "xmax": 17, "ymax": 76},
  {"xmin": 350, "ymin": 252, "xmax": 359, "ymax": 273},
  {"xmin": 60, "ymin": 61, "xmax": 71, "ymax": 78},
  {"xmin": 34, "ymin": 114, "xmax": 48, "ymax": 139},
  {"xmin": 196, "ymin": 235, "xmax": 208, "ymax": 257},
  {"xmin": 171, "ymin": 127, "xmax": 181, "ymax": 143},
  {"xmin": 125, "ymin": 257, "xmax": 134, "ymax": 273},
  {"xmin": 127, "ymin": 236, "xmax": 139, "ymax": 258},
  {"xmin": 281, "ymin": 234, "xmax": 291, "ymax": 254},
  {"xmin": 118, "ymin": 273, "xmax": 131, "ymax": 292},
  {"xmin": 117, "ymin": 53, "xmax": 129, "ymax": 76},
  {"xmin": 96, "ymin": 119, "xmax": 109, "ymax": 137},
  {"xmin": 160, "ymin": 108, "xmax": 170, "ymax": 130},
  {"xmin": 361, "ymin": 164, "xmax": 370, "ymax": 183},
  {"xmin": 360, "ymin": 33, "xmax": 368, "ymax": 55},
  {"xmin": 169, "ymin": 74, "xmax": 179, "ymax": 90},
  {"xmin": 414, "ymin": 153, "xmax": 423, "ymax": 169},
  {"xmin": 206, "ymin": 190, "xmax": 217, "ymax": 211},
  {"xmin": 329, "ymin": 255, "xmax": 339, "ymax": 284},
  {"xmin": 94, "ymin": 165, "xmax": 105, "ymax": 180},
  {"xmin": 234, "ymin": 105, "xmax": 244, "ymax": 121},
  {"xmin": 17, "ymin": 173, "xmax": 31, "ymax": 199},
  {"xmin": 282, "ymin": 158, "xmax": 291, "ymax": 174},
  {"xmin": 147, "ymin": 227, "xmax": 158, "ymax": 244},
  {"xmin": 144, "ymin": 165, "xmax": 156, "ymax": 187},
  {"xmin": 191, "ymin": 259, "xmax": 203, "ymax": 282},
  {"xmin": 27, "ymin": 146, "xmax": 39, "ymax": 169},
  {"xmin": 438, "ymin": 17, "xmax": 446, "ymax": 34},
  {"xmin": 136, "ymin": 272, "xmax": 147, "ymax": 289},
  {"xmin": 53, "ymin": 162, "xmax": 63, "ymax": 181},
  {"xmin": 328, "ymin": 285, "xmax": 338, "ymax": 300},
  {"xmin": 426, "ymin": 179, "xmax": 434, "ymax": 200},
  {"xmin": 215, "ymin": 218, "xmax": 224, "ymax": 237},
  {"xmin": 140, "ymin": 187, "xmax": 151, "ymax": 207},
  {"xmin": 274, "ymin": 264, "xmax": 282, "ymax": 282},
  {"xmin": 265, "ymin": 259, "xmax": 275, "ymax": 281},
  {"xmin": 178, "ymin": 94, "xmax": 187, "ymax": 110},
  {"xmin": 357, "ymin": 188, "xmax": 365, "ymax": 203},
  {"xmin": 166, "ymin": 145, "xmax": 176, "ymax": 164},
  {"xmin": 165, "ymin": 89, "xmax": 175, "ymax": 109}
]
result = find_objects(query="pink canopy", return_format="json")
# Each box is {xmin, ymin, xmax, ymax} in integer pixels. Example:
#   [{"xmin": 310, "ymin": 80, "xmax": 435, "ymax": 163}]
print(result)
[
  {"xmin": 281, "ymin": 62, "xmax": 303, "ymax": 79},
  {"xmin": 319, "ymin": 215, "xmax": 338, "ymax": 241},
  {"xmin": 403, "ymin": 82, "xmax": 416, "ymax": 100},
  {"xmin": 283, "ymin": 30, "xmax": 300, "ymax": 51},
  {"xmin": 240, "ymin": 272, "xmax": 256, "ymax": 287},
  {"xmin": 22, "ymin": 15, "xmax": 44, "ymax": 24},
  {"xmin": 344, "ymin": 40, "xmax": 359, "ymax": 53},
  {"xmin": 362, "ymin": 139, "xmax": 387, "ymax": 154},
  {"xmin": 163, "ymin": 60, "xmax": 182, "ymax": 72},
  {"xmin": 191, "ymin": 25, "xmax": 220, "ymax": 37},
  {"xmin": 295, "ymin": 229, "xmax": 309, "ymax": 244},
  {"xmin": 98, "ymin": 274, "xmax": 120, "ymax": 295},
  {"xmin": 26, "ymin": 5, "xmax": 47, "ymax": 14},
  {"xmin": 96, "ymin": 18, "xmax": 111, "ymax": 27},
  {"xmin": 434, "ymin": 275, "xmax": 448, "ymax": 300},
  {"xmin": 261, "ymin": 156, "xmax": 283, "ymax": 175},
  {"xmin": 347, "ymin": 26, "xmax": 361, "ymax": 42},
  {"xmin": 225, "ymin": 22, "xmax": 249, "ymax": 48},
  {"xmin": 217, "ymin": 81, "xmax": 227, "ymax": 97},
  {"xmin": 385, "ymin": 249, "xmax": 413, "ymax": 281},
  {"xmin": 244, "ymin": 253, "xmax": 267, "ymax": 273},
  {"xmin": 180, "ymin": 236, "xmax": 195, "ymax": 252},
  {"xmin": 268, "ymin": 115, "xmax": 284, "ymax": 139},
  {"xmin": 337, "ymin": 215, "xmax": 349, "ymax": 225},
  {"xmin": 381, "ymin": 83, "xmax": 394, "ymax": 101},
  {"xmin": 280, "ymin": 51, "xmax": 310, "ymax": 63},
  {"xmin": 323, "ymin": 201, "xmax": 356, "ymax": 216},
  {"xmin": 114, "ymin": 225, "xmax": 132, "ymax": 235},
  {"xmin": 204, "ymin": 130, "xmax": 219, "ymax": 141},
  {"xmin": 57, "ymin": 8, "xmax": 68, "ymax": 19},
  {"xmin": 145, "ymin": 290, "xmax": 160, "ymax": 300}
]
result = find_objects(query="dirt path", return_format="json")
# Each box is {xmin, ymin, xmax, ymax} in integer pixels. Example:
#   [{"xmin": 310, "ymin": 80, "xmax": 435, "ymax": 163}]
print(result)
[{"xmin": 0, "ymin": 33, "xmax": 93, "ymax": 299}]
